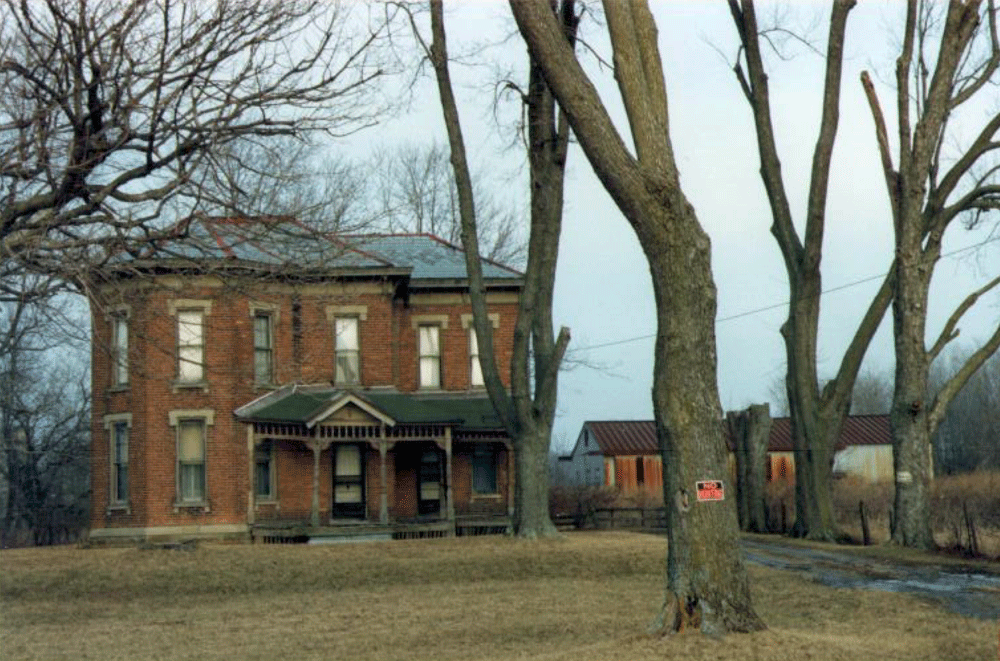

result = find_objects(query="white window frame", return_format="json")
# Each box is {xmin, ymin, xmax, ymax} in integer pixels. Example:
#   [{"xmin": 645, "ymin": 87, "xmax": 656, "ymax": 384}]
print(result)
[
  {"xmin": 111, "ymin": 313, "xmax": 129, "ymax": 387},
  {"xmin": 418, "ymin": 324, "xmax": 441, "ymax": 389},
  {"xmin": 169, "ymin": 409, "xmax": 214, "ymax": 509},
  {"xmin": 334, "ymin": 316, "xmax": 361, "ymax": 386},
  {"xmin": 460, "ymin": 313, "xmax": 498, "ymax": 390},
  {"xmin": 103, "ymin": 413, "xmax": 132, "ymax": 511},
  {"xmin": 253, "ymin": 312, "xmax": 274, "ymax": 386},
  {"xmin": 168, "ymin": 299, "xmax": 212, "ymax": 389}
]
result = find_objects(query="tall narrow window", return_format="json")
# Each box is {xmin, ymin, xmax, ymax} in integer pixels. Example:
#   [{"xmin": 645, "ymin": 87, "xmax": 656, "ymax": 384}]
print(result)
[
  {"xmin": 469, "ymin": 329, "xmax": 483, "ymax": 388},
  {"xmin": 419, "ymin": 325, "xmax": 441, "ymax": 388},
  {"xmin": 112, "ymin": 422, "xmax": 129, "ymax": 504},
  {"xmin": 255, "ymin": 440, "xmax": 274, "ymax": 500},
  {"xmin": 177, "ymin": 419, "xmax": 206, "ymax": 502},
  {"xmin": 253, "ymin": 313, "xmax": 273, "ymax": 385},
  {"xmin": 334, "ymin": 317, "xmax": 360, "ymax": 385},
  {"xmin": 177, "ymin": 310, "xmax": 204, "ymax": 383},
  {"xmin": 472, "ymin": 446, "xmax": 497, "ymax": 495},
  {"xmin": 112, "ymin": 315, "xmax": 128, "ymax": 387}
]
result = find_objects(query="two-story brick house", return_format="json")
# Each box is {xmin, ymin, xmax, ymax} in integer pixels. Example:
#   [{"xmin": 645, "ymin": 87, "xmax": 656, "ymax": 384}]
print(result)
[{"xmin": 87, "ymin": 218, "xmax": 520, "ymax": 543}]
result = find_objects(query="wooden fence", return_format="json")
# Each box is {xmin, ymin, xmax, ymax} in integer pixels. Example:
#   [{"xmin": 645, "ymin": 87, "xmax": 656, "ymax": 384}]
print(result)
[{"xmin": 552, "ymin": 507, "xmax": 666, "ymax": 533}]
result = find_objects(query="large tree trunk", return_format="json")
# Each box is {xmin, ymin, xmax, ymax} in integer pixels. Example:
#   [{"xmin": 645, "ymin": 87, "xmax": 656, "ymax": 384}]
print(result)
[
  {"xmin": 729, "ymin": 404, "xmax": 770, "ymax": 533},
  {"xmin": 640, "ymin": 208, "xmax": 762, "ymax": 635},
  {"xmin": 889, "ymin": 228, "xmax": 936, "ymax": 550},
  {"xmin": 515, "ymin": 423, "xmax": 558, "ymax": 538}
]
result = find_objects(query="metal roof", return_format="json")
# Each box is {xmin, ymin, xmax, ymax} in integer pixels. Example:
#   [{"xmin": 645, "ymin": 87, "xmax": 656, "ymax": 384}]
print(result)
[
  {"xmin": 236, "ymin": 385, "xmax": 505, "ymax": 431},
  {"xmin": 580, "ymin": 415, "xmax": 891, "ymax": 456},
  {"xmin": 129, "ymin": 217, "xmax": 522, "ymax": 283}
]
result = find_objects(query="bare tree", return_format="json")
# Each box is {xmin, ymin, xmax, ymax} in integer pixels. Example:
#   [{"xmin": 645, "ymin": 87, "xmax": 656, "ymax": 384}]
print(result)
[
  {"xmin": 1, "ymin": 0, "xmax": 392, "ymax": 303},
  {"xmin": 511, "ymin": 0, "xmax": 764, "ymax": 634},
  {"xmin": 419, "ymin": 0, "xmax": 574, "ymax": 537},
  {"xmin": 850, "ymin": 369, "xmax": 893, "ymax": 415},
  {"xmin": 196, "ymin": 136, "xmax": 374, "ymax": 234},
  {"xmin": 1, "ymin": 294, "xmax": 90, "ymax": 546},
  {"xmin": 372, "ymin": 142, "xmax": 527, "ymax": 265},
  {"xmin": 861, "ymin": 0, "xmax": 1000, "ymax": 549},
  {"xmin": 932, "ymin": 349, "xmax": 1000, "ymax": 473},
  {"xmin": 727, "ymin": 0, "xmax": 895, "ymax": 541}
]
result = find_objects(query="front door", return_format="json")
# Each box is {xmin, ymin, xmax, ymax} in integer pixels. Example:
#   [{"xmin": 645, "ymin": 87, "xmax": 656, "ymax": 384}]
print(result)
[
  {"xmin": 417, "ymin": 448, "xmax": 442, "ymax": 516},
  {"xmin": 333, "ymin": 444, "xmax": 365, "ymax": 518}
]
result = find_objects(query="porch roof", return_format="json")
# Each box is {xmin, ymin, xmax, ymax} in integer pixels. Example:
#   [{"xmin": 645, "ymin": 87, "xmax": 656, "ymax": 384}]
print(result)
[{"xmin": 235, "ymin": 386, "xmax": 505, "ymax": 432}]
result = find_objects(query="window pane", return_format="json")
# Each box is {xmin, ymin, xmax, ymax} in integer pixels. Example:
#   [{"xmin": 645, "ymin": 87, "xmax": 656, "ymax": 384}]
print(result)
[
  {"xmin": 335, "ymin": 483, "xmax": 362, "ymax": 504},
  {"xmin": 335, "ymin": 445, "xmax": 361, "ymax": 477},
  {"xmin": 178, "ymin": 420, "xmax": 204, "ymax": 462},
  {"xmin": 114, "ymin": 317, "xmax": 128, "ymax": 384},
  {"xmin": 419, "ymin": 326, "xmax": 439, "ymax": 355},
  {"xmin": 253, "ymin": 315, "xmax": 270, "ymax": 349},
  {"xmin": 336, "ymin": 353, "xmax": 359, "ymax": 385},
  {"xmin": 114, "ymin": 423, "xmax": 129, "ymax": 463},
  {"xmin": 116, "ymin": 465, "xmax": 128, "ymax": 502},
  {"xmin": 420, "ymin": 481, "xmax": 440, "ymax": 501},
  {"xmin": 335, "ymin": 317, "xmax": 358, "ymax": 351},
  {"xmin": 178, "ymin": 349, "xmax": 203, "ymax": 381},
  {"xmin": 254, "ymin": 349, "xmax": 272, "ymax": 383},
  {"xmin": 470, "ymin": 330, "xmax": 483, "ymax": 387},
  {"xmin": 255, "ymin": 440, "xmax": 272, "ymax": 497},
  {"xmin": 420, "ymin": 357, "xmax": 440, "ymax": 388},
  {"xmin": 473, "ymin": 448, "xmax": 497, "ymax": 494},
  {"xmin": 181, "ymin": 463, "xmax": 205, "ymax": 500},
  {"xmin": 177, "ymin": 311, "xmax": 202, "ymax": 345}
]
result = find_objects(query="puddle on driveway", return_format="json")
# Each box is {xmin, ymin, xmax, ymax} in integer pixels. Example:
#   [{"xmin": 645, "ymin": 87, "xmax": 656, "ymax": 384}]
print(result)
[{"xmin": 742, "ymin": 539, "xmax": 1000, "ymax": 621}]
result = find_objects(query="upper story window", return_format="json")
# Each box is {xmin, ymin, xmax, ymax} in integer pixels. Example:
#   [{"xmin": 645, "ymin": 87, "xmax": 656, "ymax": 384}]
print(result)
[
  {"xmin": 168, "ymin": 299, "xmax": 212, "ymax": 389},
  {"xmin": 469, "ymin": 328, "xmax": 483, "ymax": 388},
  {"xmin": 418, "ymin": 325, "xmax": 441, "ymax": 389},
  {"xmin": 253, "ymin": 313, "xmax": 274, "ymax": 385},
  {"xmin": 177, "ymin": 310, "xmax": 205, "ymax": 383},
  {"xmin": 334, "ymin": 317, "xmax": 360, "ymax": 386},
  {"xmin": 111, "ymin": 314, "xmax": 128, "ymax": 387}
]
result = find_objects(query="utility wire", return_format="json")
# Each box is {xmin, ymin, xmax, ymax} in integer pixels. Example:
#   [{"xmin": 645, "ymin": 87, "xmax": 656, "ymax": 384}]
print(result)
[{"xmin": 572, "ymin": 235, "xmax": 1000, "ymax": 353}]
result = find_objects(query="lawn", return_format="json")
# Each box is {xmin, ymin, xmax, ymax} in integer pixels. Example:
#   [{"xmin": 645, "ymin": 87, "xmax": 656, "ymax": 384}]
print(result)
[{"xmin": 0, "ymin": 532, "xmax": 995, "ymax": 661}]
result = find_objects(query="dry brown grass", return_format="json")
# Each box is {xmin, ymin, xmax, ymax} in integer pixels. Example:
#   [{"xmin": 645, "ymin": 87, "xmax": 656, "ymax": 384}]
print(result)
[{"xmin": 1, "ymin": 532, "xmax": 996, "ymax": 661}]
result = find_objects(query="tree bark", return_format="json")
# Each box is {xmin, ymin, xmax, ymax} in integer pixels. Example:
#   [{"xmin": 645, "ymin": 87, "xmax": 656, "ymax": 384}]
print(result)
[
  {"xmin": 511, "ymin": 0, "xmax": 764, "ymax": 634},
  {"xmin": 729, "ymin": 404, "xmax": 770, "ymax": 533}
]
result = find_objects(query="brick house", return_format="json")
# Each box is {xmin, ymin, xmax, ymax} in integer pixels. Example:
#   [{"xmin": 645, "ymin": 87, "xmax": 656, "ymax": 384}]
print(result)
[{"xmin": 87, "ymin": 218, "xmax": 520, "ymax": 543}]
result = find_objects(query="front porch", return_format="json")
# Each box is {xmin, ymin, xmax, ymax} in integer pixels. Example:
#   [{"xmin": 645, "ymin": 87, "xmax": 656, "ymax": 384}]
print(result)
[{"xmin": 238, "ymin": 387, "xmax": 515, "ymax": 542}]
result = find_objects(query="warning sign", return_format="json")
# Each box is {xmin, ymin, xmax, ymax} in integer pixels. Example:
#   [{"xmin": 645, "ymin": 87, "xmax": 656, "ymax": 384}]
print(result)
[{"xmin": 696, "ymin": 480, "xmax": 725, "ymax": 502}]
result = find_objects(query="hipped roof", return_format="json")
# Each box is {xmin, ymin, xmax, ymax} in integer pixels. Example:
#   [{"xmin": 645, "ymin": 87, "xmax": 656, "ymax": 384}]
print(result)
[
  {"xmin": 107, "ymin": 217, "xmax": 523, "ymax": 285},
  {"xmin": 579, "ymin": 415, "xmax": 891, "ymax": 457}
]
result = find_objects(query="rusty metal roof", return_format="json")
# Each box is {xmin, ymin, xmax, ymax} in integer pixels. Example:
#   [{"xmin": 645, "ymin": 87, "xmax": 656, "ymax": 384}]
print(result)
[{"xmin": 583, "ymin": 414, "xmax": 890, "ymax": 456}]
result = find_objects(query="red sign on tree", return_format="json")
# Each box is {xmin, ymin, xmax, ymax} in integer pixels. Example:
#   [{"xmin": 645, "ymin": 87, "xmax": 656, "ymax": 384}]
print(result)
[{"xmin": 696, "ymin": 480, "xmax": 725, "ymax": 502}]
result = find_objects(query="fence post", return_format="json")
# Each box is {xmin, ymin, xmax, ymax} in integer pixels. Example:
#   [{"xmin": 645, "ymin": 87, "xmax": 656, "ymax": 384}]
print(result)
[{"xmin": 859, "ymin": 500, "xmax": 870, "ymax": 546}]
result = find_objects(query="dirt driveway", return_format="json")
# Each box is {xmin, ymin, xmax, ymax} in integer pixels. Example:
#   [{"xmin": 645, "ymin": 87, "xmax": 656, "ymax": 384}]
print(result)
[{"xmin": 741, "ymin": 536, "xmax": 1000, "ymax": 620}]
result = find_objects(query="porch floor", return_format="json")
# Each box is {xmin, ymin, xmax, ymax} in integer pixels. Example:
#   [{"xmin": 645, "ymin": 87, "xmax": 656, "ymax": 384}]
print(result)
[{"xmin": 251, "ymin": 514, "xmax": 511, "ymax": 544}]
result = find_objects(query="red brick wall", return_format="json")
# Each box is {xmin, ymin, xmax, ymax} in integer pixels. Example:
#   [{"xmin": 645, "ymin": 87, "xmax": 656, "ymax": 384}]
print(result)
[{"xmin": 90, "ymin": 278, "xmax": 518, "ymax": 533}]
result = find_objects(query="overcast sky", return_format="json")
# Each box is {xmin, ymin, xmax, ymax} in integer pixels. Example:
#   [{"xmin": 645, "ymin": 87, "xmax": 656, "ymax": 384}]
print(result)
[{"xmin": 343, "ymin": 0, "xmax": 1000, "ymax": 452}]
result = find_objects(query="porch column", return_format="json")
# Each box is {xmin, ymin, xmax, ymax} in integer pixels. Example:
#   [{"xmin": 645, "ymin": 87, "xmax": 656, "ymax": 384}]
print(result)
[
  {"xmin": 379, "ymin": 440, "xmax": 389, "ymax": 525},
  {"xmin": 506, "ymin": 441, "xmax": 515, "ymax": 518},
  {"xmin": 247, "ymin": 426, "xmax": 256, "ymax": 527},
  {"xmin": 445, "ymin": 428, "xmax": 455, "ymax": 534},
  {"xmin": 309, "ymin": 441, "xmax": 322, "ymax": 528}
]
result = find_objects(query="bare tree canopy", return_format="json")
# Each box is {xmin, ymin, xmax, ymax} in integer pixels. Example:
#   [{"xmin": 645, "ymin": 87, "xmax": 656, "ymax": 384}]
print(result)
[
  {"xmin": 372, "ymin": 142, "xmax": 526, "ymax": 265},
  {"xmin": 1, "ymin": 0, "xmax": 392, "ymax": 302}
]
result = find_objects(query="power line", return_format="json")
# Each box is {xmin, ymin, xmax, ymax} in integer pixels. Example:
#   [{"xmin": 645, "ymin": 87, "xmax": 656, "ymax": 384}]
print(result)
[{"xmin": 571, "ymin": 235, "xmax": 1000, "ymax": 353}]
